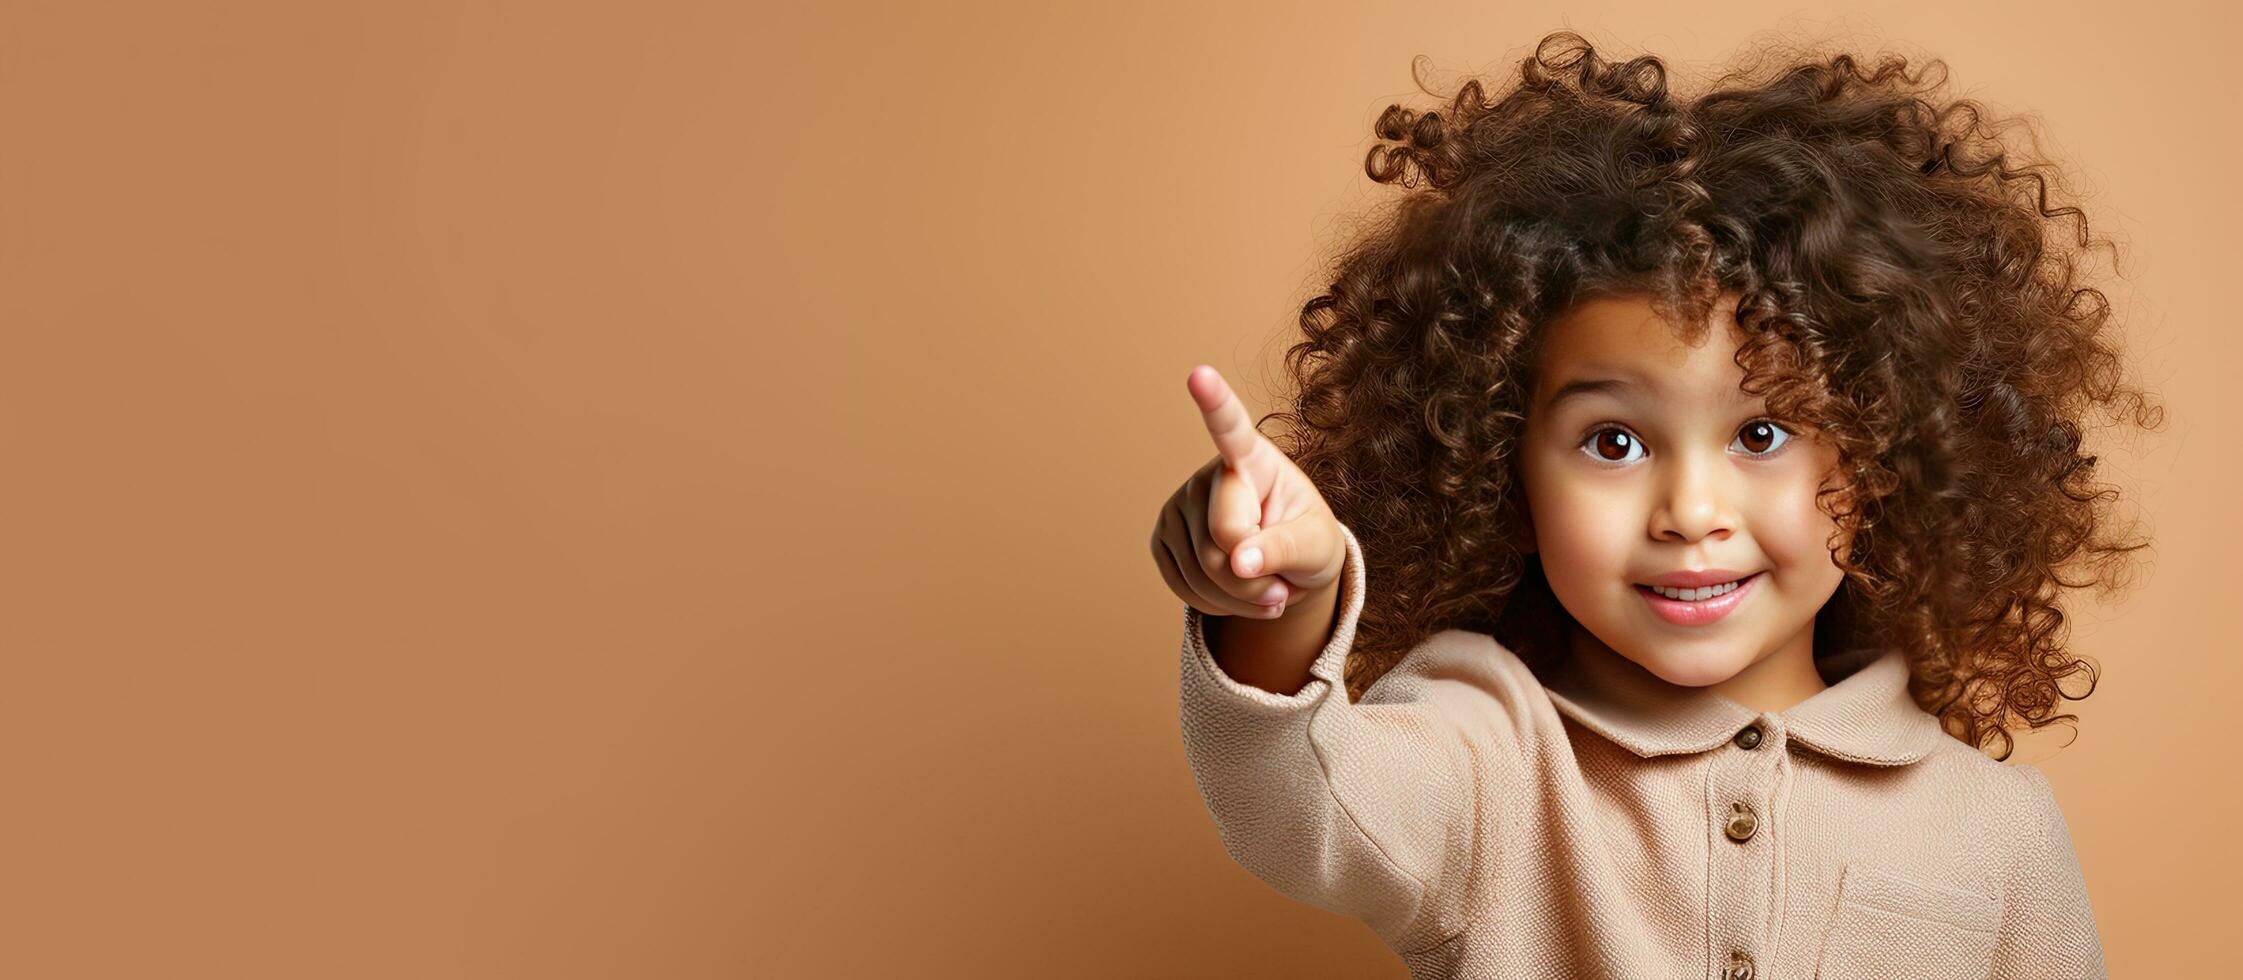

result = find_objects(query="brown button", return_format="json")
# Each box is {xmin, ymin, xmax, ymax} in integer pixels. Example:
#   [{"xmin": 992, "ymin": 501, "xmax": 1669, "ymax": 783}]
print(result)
[
  {"xmin": 1733, "ymin": 724, "xmax": 1763, "ymax": 750},
  {"xmin": 1724, "ymin": 951, "xmax": 1755, "ymax": 979},
  {"xmin": 1724, "ymin": 801, "xmax": 1757, "ymax": 841}
]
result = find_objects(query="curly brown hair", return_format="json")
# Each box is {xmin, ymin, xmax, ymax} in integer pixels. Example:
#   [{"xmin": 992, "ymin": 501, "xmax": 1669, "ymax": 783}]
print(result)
[{"xmin": 1258, "ymin": 30, "xmax": 2163, "ymax": 760}]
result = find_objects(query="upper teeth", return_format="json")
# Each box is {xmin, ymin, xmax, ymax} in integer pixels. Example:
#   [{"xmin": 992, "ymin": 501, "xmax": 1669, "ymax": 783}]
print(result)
[{"xmin": 1648, "ymin": 579, "xmax": 1743, "ymax": 601}]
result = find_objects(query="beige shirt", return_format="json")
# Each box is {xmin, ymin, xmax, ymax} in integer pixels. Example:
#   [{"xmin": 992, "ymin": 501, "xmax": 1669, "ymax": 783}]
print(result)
[{"xmin": 1178, "ymin": 523, "xmax": 2106, "ymax": 979}]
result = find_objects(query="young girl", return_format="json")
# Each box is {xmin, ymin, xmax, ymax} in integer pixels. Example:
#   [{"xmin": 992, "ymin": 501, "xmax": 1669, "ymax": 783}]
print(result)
[{"xmin": 1148, "ymin": 30, "xmax": 2158, "ymax": 979}]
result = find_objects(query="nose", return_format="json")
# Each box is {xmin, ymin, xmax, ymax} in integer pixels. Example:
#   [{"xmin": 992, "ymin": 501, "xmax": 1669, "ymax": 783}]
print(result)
[{"xmin": 1648, "ymin": 450, "xmax": 1738, "ymax": 543}]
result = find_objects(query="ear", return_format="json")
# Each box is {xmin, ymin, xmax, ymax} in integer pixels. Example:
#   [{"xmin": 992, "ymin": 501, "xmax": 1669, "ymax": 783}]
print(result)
[{"xmin": 1510, "ymin": 503, "xmax": 1538, "ymax": 554}]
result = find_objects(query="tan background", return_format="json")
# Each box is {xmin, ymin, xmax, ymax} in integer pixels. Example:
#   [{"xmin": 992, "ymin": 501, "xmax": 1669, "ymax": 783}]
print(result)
[{"xmin": 0, "ymin": 1, "xmax": 2229, "ymax": 976}]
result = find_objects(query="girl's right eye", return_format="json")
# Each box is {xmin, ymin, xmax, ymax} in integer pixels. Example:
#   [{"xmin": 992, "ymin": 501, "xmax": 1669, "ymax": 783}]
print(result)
[{"xmin": 1579, "ymin": 426, "xmax": 1644, "ymax": 464}]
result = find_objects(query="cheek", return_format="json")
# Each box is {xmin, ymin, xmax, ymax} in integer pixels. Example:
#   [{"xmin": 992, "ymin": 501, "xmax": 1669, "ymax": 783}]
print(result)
[
  {"xmin": 1761, "ymin": 465, "xmax": 1850, "ymax": 572},
  {"xmin": 1525, "ymin": 467, "xmax": 1635, "ymax": 581}
]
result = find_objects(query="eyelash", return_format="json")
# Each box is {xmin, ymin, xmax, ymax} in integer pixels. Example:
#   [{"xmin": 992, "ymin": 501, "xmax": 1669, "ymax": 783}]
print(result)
[{"xmin": 1575, "ymin": 420, "xmax": 1795, "ymax": 466}]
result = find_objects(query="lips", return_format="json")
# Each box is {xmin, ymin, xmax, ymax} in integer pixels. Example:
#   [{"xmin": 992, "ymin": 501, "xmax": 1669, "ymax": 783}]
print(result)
[{"xmin": 1635, "ymin": 571, "xmax": 1762, "ymax": 626}]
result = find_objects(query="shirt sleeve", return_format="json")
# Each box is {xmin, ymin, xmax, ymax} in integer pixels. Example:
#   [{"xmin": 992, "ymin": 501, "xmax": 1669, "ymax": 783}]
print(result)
[
  {"xmin": 1990, "ymin": 764, "xmax": 2109, "ymax": 979},
  {"xmin": 1176, "ymin": 521, "xmax": 1523, "ymax": 951}
]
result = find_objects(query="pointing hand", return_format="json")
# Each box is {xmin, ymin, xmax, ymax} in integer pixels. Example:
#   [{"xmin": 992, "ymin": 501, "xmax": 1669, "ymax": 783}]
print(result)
[{"xmin": 1150, "ymin": 365, "xmax": 1345, "ymax": 619}]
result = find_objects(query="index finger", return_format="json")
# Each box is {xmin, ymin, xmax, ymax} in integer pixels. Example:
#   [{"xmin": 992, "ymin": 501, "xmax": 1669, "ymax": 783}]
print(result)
[{"xmin": 1185, "ymin": 365, "xmax": 1262, "ymax": 468}]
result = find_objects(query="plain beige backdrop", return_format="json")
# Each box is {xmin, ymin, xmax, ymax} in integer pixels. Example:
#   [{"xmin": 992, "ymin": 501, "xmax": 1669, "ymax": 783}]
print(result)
[{"xmin": 0, "ymin": 1, "xmax": 2231, "ymax": 977}]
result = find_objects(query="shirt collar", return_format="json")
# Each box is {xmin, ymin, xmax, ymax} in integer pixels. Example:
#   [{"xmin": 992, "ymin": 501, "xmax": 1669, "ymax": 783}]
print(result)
[{"xmin": 1537, "ymin": 644, "xmax": 1947, "ymax": 766}]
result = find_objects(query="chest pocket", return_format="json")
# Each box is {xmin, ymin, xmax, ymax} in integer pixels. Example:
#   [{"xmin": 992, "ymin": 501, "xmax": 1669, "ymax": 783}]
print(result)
[{"xmin": 1814, "ymin": 863, "xmax": 2001, "ymax": 980}]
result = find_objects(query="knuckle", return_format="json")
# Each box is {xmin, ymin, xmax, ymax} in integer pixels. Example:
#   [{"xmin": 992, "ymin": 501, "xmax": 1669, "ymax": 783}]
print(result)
[{"xmin": 1194, "ymin": 541, "xmax": 1230, "ymax": 580}]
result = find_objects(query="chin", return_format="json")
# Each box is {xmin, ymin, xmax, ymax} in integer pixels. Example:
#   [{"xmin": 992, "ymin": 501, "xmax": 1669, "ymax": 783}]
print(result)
[{"xmin": 1620, "ymin": 642, "xmax": 1752, "ymax": 688}]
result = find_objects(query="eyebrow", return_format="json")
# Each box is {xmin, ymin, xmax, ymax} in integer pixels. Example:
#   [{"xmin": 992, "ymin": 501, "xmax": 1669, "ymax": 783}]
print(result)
[
  {"xmin": 1540, "ymin": 375, "xmax": 1762, "ymax": 413},
  {"xmin": 1540, "ymin": 377, "xmax": 1639, "ymax": 412}
]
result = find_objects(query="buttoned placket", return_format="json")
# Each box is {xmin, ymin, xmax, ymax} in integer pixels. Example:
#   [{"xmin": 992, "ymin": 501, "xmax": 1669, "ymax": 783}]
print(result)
[{"xmin": 1705, "ymin": 712, "xmax": 1789, "ymax": 980}]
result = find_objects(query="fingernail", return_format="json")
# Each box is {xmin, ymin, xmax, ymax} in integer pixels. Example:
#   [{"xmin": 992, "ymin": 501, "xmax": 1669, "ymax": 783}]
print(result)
[
  {"xmin": 1259, "ymin": 583, "xmax": 1285, "ymax": 604},
  {"xmin": 1237, "ymin": 547, "xmax": 1262, "ymax": 575}
]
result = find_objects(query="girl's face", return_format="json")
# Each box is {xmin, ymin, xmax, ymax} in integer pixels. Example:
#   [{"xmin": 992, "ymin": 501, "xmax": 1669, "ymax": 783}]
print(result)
[{"xmin": 1516, "ymin": 293, "xmax": 1853, "ymax": 699}]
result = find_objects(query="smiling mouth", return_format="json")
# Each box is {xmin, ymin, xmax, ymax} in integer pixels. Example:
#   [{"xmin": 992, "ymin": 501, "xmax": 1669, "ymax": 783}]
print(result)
[
  {"xmin": 1634, "ymin": 574, "xmax": 1757, "ymax": 601},
  {"xmin": 1632, "ymin": 572, "xmax": 1763, "ymax": 626}
]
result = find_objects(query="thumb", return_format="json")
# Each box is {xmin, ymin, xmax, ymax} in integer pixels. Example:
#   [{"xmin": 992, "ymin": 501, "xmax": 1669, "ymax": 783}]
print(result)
[{"xmin": 1230, "ymin": 517, "xmax": 1337, "ymax": 584}]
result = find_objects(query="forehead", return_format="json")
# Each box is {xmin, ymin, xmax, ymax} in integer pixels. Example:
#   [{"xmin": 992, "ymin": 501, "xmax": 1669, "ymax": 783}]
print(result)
[{"xmin": 1532, "ymin": 294, "xmax": 1755, "ymax": 407}]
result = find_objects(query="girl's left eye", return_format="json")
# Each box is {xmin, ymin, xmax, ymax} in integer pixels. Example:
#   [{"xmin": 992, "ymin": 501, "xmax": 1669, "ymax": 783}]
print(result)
[{"xmin": 1733, "ymin": 420, "xmax": 1791, "ymax": 456}]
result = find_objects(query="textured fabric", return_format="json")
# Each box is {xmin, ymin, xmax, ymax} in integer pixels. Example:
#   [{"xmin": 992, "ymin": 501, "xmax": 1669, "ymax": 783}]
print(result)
[{"xmin": 1178, "ymin": 522, "xmax": 2107, "ymax": 979}]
